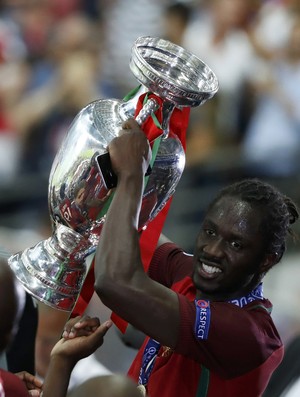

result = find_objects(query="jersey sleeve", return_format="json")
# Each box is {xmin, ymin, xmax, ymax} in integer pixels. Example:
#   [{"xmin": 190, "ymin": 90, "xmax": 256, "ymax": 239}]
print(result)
[
  {"xmin": 175, "ymin": 295, "xmax": 283, "ymax": 379},
  {"xmin": 147, "ymin": 242, "xmax": 193, "ymax": 287}
]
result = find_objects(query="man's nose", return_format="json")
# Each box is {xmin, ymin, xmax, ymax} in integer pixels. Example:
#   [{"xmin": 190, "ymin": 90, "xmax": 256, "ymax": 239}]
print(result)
[{"xmin": 203, "ymin": 238, "xmax": 224, "ymax": 258}]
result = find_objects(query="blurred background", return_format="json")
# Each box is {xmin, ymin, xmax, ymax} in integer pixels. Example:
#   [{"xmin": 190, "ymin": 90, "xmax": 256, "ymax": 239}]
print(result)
[{"xmin": 0, "ymin": 0, "xmax": 300, "ymax": 396}]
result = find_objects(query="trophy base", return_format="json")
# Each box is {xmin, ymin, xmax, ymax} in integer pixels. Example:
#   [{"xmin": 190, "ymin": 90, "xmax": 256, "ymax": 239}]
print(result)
[{"xmin": 8, "ymin": 224, "xmax": 90, "ymax": 312}]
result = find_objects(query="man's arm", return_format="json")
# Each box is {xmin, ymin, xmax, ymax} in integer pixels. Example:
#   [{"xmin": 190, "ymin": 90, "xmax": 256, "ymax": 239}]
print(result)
[{"xmin": 94, "ymin": 119, "xmax": 180, "ymax": 348}]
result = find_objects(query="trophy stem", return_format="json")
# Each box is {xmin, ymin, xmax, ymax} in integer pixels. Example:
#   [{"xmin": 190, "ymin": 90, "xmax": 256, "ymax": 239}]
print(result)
[{"xmin": 161, "ymin": 101, "xmax": 175, "ymax": 138}]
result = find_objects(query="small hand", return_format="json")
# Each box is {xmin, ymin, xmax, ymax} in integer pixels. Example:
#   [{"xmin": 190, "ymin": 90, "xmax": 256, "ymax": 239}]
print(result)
[
  {"xmin": 15, "ymin": 371, "xmax": 43, "ymax": 396},
  {"xmin": 62, "ymin": 315, "xmax": 102, "ymax": 338},
  {"xmin": 51, "ymin": 315, "xmax": 112, "ymax": 364}
]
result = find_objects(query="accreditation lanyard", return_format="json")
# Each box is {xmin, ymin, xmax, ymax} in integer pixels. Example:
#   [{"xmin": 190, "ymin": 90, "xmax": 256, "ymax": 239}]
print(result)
[{"xmin": 138, "ymin": 338, "xmax": 161, "ymax": 386}]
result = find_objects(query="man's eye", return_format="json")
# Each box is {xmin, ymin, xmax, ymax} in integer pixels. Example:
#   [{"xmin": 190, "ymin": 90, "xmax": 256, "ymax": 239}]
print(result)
[
  {"xmin": 231, "ymin": 241, "xmax": 242, "ymax": 250},
  {"xmin": 205, "ymin": 229, "xmax": 215, "ymax": 236}
]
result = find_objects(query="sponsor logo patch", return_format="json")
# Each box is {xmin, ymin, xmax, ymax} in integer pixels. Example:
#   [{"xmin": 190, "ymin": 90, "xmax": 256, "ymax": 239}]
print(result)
[{"xmin": 194, "ymin": 299, "xmax": 211, "ymax": 340}]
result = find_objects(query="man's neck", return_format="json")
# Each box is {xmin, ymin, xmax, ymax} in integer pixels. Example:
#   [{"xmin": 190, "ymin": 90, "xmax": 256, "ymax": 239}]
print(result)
[{"xmin": 196, "ymin": 283, "xmax": 264, "ymax": 303}]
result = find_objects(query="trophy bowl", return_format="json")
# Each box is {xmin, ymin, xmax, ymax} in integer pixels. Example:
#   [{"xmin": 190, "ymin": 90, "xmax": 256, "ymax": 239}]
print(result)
[
  {"xmin": 8, "ymin": 36, "xmax": 219, "ymax": 311},
  {"xmin": 130, "ymin": 36, "xmax": 218, "ymax": 107}
]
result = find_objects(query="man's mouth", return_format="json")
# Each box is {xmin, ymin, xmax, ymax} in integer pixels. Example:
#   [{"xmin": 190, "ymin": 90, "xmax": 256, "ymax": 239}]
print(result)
[
  {"xmin": 198, "ymin": 261, "xmax": 223, "ymax": 279},
  {"xmin": 202, "ymin": 263, "xmax": 222, "ymax": 274}
]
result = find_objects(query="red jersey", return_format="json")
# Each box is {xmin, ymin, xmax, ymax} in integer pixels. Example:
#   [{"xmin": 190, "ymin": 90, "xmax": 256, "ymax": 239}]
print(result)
[
  {"xmin": 128, "ymin": 243, "xmax": 283, "ymax": 397},
  {"xmin": 0, "ymin": 369, "xmax": 29, "ymax": 396}
]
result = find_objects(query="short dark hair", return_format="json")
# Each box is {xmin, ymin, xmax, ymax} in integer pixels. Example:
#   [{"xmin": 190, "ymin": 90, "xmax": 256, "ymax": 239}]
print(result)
[{"xmin": 208, "ymin": 178, "xmax": 299, "ymax": 261}]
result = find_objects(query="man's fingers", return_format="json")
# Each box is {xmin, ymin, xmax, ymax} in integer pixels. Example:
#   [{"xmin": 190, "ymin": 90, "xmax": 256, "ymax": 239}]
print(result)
[{"xmin": 121, "ymin": 118, "xmax": 139, "ymax": 130}]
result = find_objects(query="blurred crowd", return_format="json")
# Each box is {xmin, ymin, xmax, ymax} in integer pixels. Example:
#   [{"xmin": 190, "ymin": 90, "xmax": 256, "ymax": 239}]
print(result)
[
  {"xmin": 0, "ymin": 0, "xmax": 298, "ymax": 185},
  {"xmin": 0, "ymin": 0, "xmax": 299, "ymax": 217},
  {"xmin": 0, "ymin": 1, "xmax": 300, "ymax": 396}
]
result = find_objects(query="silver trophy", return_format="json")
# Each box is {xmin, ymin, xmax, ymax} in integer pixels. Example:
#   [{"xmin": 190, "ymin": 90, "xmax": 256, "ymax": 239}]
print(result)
[{"xmin": 8, "ymin": 36, "xmax": 218, "ymax": 311}]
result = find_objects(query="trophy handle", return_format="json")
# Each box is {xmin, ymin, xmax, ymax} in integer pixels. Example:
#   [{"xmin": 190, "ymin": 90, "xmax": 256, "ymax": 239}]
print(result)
[
  {"xmin": 135, "ymin": 98, "xmax": 160, "ymax": 125},
  {"xmin": 135, "ymin": 97, "xmax": 175, "ymax": 139}
]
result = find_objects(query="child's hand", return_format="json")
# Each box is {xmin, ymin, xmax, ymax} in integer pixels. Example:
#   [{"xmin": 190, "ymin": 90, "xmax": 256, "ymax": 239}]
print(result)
[
  {"xmin": 62, "ymin": 315, "xmax": 101, "ymax": 339},
  {"xmin": 50, "ymin": 315, "xmax": 112, "ymax": 364}
]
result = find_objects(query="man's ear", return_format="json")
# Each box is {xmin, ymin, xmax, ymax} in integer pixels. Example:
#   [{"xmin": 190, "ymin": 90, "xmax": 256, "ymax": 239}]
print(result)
[{"xmin": 260, "ymin": 253, "xmax": 279, "ymax": 274}]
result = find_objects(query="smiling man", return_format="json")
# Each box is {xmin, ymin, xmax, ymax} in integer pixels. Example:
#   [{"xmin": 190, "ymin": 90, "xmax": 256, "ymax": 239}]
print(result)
[{"xmin": 92, "ymin": 118, "xmax": 299, "ymax": 397}]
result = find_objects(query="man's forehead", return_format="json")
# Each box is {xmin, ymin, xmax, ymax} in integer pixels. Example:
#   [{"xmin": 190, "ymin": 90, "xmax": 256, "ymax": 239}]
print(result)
[
  {"xmin": 209, "ymin": 196, "xmax": 252, "ymax": 216},
  {"xmin": 206, "ymin": 196, "xmax": 263, "ymax": 233}
]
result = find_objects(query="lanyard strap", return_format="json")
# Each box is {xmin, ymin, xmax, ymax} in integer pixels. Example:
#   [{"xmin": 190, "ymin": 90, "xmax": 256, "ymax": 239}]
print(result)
[
  {"xmin": 196, "ymin": 365, "xmax": 210, "ymax": 397},
  {"xmin": 138, "ymin": 339, "xmax": 161, "ymax": 385}
]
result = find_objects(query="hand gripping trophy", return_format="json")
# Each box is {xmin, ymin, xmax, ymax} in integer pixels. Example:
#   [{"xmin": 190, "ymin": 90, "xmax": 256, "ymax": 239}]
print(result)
[{"xmin": 8, "ymin": 36, "xmax": 218, "ymax": 313}]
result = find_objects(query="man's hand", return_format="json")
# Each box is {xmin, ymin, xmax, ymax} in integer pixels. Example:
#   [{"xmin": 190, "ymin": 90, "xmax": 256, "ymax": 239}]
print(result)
[{"xmin": 108, "ymin": 118, "xmax": 151, "ymax": 180}]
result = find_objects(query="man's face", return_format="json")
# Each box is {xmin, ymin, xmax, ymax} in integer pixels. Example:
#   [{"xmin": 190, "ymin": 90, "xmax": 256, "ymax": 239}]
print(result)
[{"xmin": 192, "ymin": 196, "xmax": 268, "ymax": 300}]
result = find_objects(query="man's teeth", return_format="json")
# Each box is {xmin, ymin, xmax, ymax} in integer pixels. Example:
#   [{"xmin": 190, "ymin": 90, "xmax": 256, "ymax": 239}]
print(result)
[{"xmin": 202, "ymin": 263, "xmax": 221, "ymax": 274}]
